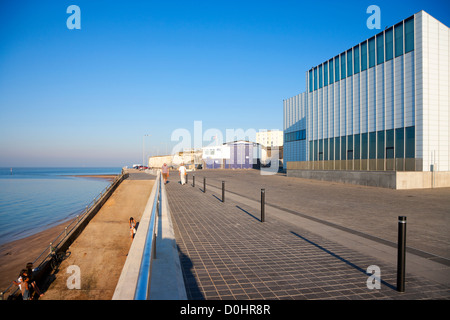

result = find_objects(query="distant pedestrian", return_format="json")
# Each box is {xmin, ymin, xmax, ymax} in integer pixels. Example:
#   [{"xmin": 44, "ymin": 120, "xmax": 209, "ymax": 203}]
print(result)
[
  {"xmin": 129, "ymin": 217, "xmax": 137, "ymax": 239},
  {"xmin": 178, "ymin": 163, "xmax": 187, "ymax": 185},
  {"xmin": 13, "ymin": 269, "xmax": 30, "ymax": 300},
  {"xmin": 162, "ymin": 163, "xmax": 169, "ymax": 184}
]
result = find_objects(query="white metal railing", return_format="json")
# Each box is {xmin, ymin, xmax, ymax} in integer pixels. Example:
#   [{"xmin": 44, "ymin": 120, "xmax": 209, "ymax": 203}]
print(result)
[{"xmin": 133, "ymin": 171, "xmax": 161, "ymax": 300}]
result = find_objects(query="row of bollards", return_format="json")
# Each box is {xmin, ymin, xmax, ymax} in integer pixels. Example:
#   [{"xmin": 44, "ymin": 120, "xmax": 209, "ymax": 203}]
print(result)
[
  {"xmin": 190, "ymin": 175, "xmax": 407, "ymax": 292},
  {"xmin": 193, "ymin": 176, "xmax": 265, "ymax": 223}
]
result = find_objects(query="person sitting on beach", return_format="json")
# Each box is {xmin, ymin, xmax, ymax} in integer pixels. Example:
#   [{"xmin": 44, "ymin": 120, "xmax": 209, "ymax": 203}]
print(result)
[
  {"xmin": 26, "ymin": 262, "xmax": 44, "ymax": 298},
  {"xmin": 13, "ymin": 269, "xmax": 30, "ymax": 300},
  {"xmin": 129, "ymin": 217, "xmax": 137, "ymax": 239}
]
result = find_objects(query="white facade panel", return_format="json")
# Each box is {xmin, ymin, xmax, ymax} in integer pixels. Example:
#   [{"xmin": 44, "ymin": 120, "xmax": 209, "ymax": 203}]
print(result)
[
  {"xmin": 360, "ymin": 70, "xmax": 368, "ymax": 133},
  {"xmin": 347, "ymin": 77, "xmax": 353, "ymax": 136},
  {"xmin": 376, "ymin": 65, "xmax": 385, "ymax": 131},
  {"xmin": 368, "ymin": 68, "xmax": 376, "ymax": 132},
  {"xmin": 394, "ymin": 55, "xmax": 405, "ymax": 128},
  {"xmin": 353, "ymin": 73, "xmax": 361, "ymax": 134},
  {"xmin": 385, "ymin": 60, "xmax": 394, "ymax": 130}
]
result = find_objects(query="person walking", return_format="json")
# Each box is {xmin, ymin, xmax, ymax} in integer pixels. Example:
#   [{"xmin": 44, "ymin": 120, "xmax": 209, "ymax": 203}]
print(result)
[
  {"xmin": 178, "ymin": 163, "xmax": 187, "ymax": 185},
  {"xmin": 162, "ymin": 163, "xmax": 169, "ymax": 184}
]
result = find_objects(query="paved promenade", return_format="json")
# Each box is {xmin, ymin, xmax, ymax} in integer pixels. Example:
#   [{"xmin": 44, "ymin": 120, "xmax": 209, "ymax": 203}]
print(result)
[{"xmin": 165, "ymin": 169, "xmax": 450, "ymax": 300}]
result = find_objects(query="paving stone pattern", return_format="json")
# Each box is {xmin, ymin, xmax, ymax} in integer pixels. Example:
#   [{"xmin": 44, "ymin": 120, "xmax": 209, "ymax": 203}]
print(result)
[{"xmin": 165, "ymin": 172, "xmax": 450, "ymax": 300}]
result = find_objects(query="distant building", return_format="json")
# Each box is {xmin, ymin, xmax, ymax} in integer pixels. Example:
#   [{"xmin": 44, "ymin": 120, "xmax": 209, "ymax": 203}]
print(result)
[
  {"xmin": 256, "ymin": 130, "xmax": 284, "ymax": 147},
  {"xmin": 202, "ymin": 141, "xmax": 260, "ymax": 169}
]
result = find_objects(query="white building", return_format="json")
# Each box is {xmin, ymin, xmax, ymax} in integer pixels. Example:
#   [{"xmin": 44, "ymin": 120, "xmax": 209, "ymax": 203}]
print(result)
[
  {"xmin": 283, "ymin": 11, "xmax": 449, "ymax": 187},
  {"xmin": 256, "ymin": 130, "xmax": 284, "ymax": 148}
]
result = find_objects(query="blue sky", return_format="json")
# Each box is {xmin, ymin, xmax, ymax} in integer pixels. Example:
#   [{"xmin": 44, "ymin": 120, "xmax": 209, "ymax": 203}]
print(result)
[{"xmin": 1, "ymin": 0, "xmax": 449, "ymax": 167}]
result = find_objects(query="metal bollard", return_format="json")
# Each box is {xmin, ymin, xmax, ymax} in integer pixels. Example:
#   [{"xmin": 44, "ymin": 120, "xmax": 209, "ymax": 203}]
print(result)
[
  {"xmin": 203, "ymin": 177, "xmax": 206, "ymax": 193},
  {"xmin": 397, "ymin": 216, "xmax": 407, "ymax": 292},
  {"xmin": 222, "ymin": 181, "xmax": 225, "ymax": 202},
  {"xmin": 193, "ymin": 175, "xmax": 195, "ymax": 187},
  {"xmin": 261, "ymin": 189, "xmax": 265, "ymax": 222}
]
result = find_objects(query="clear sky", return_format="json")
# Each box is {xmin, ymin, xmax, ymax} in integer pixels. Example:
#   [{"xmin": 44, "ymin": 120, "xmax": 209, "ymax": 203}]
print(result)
[{"xmin": 1, "ymin": 0, "xmax": 449, "ymax": 167}]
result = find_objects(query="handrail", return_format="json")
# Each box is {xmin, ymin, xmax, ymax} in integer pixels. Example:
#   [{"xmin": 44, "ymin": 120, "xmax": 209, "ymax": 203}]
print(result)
[
  {"xmin": 134, "ymin": 170, "xmax": 161, "ymax": 300},
  {"xmin": 0, "ymin": 171, "xmax": 127, "ymax": 300}
]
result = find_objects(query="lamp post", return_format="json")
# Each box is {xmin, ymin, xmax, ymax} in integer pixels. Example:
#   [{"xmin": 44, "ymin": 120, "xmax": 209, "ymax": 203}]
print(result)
[{"xmin": 143, "ymin": 134, "xmax": 150, "ymax": 167}]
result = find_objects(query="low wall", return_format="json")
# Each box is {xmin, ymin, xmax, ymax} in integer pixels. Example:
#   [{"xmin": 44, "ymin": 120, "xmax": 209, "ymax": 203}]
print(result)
[
  {"xmin": 287, "ymin": 169, "xmax": 450, "ymax": 189},
  {"xmin": 396, "ymin": 171, "xmax": 450, "ymax": 189}
]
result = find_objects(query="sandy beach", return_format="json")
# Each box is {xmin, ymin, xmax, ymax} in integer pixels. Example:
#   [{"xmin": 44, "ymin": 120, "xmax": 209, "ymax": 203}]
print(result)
[
  {"xmin": 0, "ymin": 174, "xmax": 117, "ymax": 295},
  {"xmin": 0, "ymin": 221, "xmax": 68, "ymax": 294}
]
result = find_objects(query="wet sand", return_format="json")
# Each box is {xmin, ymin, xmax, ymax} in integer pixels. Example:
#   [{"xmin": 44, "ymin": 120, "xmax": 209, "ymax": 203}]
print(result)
[{"xmin": 0, "ymin": 174, "xmax": 117, "ymax": 294}]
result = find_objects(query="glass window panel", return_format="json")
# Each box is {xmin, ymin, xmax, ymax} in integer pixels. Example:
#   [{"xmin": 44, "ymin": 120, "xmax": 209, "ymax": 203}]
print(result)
[
  {"xmin": 405, "ymin": 126, "xmax": 415, "ymax": 158},
  {"xmin": 309, "ymin": 141, "xmax": 313, "ymax": 161},
  {"xmin": 335, "ymin": 137, "xmax": 340, "ymax": 160},
  {"xmin": 377, "ymin": 131, "xmax": 385, "ymax": 159},
  {"xmin": 329, "ymin": 59, "xmax": 334, "ymax": 84},
  {"xmin": 347, "ymin": 135, "xmax": 353, "ymax": 160},
  {"xmin": 309, "ymin": 70, "xmax": 313, "ymax": 93},
  {"xmin": 368, "ymin": 37, "xmax": 375, "ymax": 68},
  {"xmin": 369, "ymin": 132, "xmax": 376, "ymax": 159},
  {"xmin": 335, "ymin": 56, "xmax": 340, "ymax": 82},
  {"xmin": 405, "ymin": 17, "xmax": 414, "ymax": 53},
  {"xmin": 354, "ymin": 45, "xmax": 360, "ymax": 74},
  {"xmin": 314, "ymin": 140, "xmax": 318, "ymax": 161},
  {"xmin": 341, "ymin": 52, "xmax": 346, "ymax": 80},
  {"xmin": 354, "ymin": 134, "xmax": 360, "ymax": 160},
  {"xmin": 341, "ymin": 136, "xmax": 346, "ymax": 160},
  {"xmin": 361, "ymin": 41, "xmax": 368, "ymax": 71},
  {"xmin": 386, "ymin": 129, "xmax": 394, "ymax": 159},
  {"xmin": 319, "ymin": 139, "xmax": 323, "ymax": 160},
  {"xmin": 377, "ymin": 33, "xmax": 384, "ymax": 65},
  {"xmin": 319, "ymin": 65, "xmax": 323, "ymax": 89},
  {"xmin": 395, "ymin": 128, "xmax": 404, "ymax": 158},
  {"xmin": 395, "ymin": 23, "xmax": 403, "ymax": 57},
  {"xmin": 324, "ymin": 138, "xmax": 329, "ymax": 160},
  {"xmin": 329, "ymin": 138, "xmax": 334, "ymax": 160},
  {"xmin": 347, "ymin": 49, "xmax": 353, "ymax": 76},
  {"xmin": 314, "ymin": 67, "xmax": 317, "ymax": 91},
  {"xmin": 361, "ymin": 133, "xmax": 368, "ymax": 159},
  {"xmin": 324, "ymin": 62, "xmax": 328, "ymax": 86},
  {"xmin": 385, "ymin": 27, "xmax": 393, "ymax": 61}
]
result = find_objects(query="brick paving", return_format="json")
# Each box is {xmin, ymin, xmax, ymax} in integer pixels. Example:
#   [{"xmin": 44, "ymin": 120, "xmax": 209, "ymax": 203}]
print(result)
[{"xmin": 165, "ymin": 170, "xmax": 450, "ymax": 300}]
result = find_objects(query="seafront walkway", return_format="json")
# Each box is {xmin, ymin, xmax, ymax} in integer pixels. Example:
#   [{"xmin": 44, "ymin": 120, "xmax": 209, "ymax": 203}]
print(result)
[
  {"xmin": 40, "ymin": 171, "xmax": 155, "ymax": 300},
  {"xmin": 165, "ymin": 169, "xmax": 450, "ymax": 300}
]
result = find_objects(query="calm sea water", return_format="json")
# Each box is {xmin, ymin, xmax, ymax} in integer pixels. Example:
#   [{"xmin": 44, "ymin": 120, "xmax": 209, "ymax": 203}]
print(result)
[{"xmin": 0, "ymin": 167, "xmax": 122, "ymax": 245}]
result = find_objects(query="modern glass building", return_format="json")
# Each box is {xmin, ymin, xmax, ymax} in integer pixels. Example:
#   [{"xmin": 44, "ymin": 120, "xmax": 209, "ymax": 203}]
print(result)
[{"xmin": 284, "ymin": 11, "xmax": 449, "ymax": 174}]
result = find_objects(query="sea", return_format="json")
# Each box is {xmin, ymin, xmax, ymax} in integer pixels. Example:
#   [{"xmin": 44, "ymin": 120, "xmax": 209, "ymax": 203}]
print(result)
[{"xmin": 0, "ymin": 167, "xmax": 122, "ymax": 246}]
